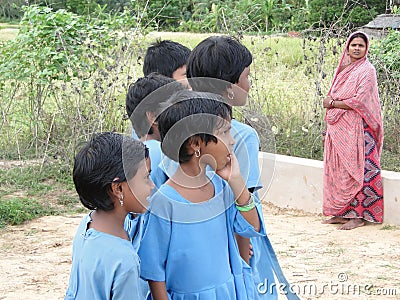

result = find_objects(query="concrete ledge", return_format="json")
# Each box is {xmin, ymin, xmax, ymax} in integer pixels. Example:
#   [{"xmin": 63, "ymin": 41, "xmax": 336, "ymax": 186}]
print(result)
[{"xmin": 258, "ymin": 152, "xmax": 400, "ymax": 225}]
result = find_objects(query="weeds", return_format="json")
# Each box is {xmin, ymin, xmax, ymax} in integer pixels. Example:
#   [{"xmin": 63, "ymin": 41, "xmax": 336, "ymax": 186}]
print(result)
[{"xmin": 0, "ymin": 163, "xmax": 82, "ymax": 228}]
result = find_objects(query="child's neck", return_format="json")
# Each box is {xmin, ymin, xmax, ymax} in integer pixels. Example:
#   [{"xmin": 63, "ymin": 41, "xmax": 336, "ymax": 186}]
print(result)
[
  {"xmin": 168, "ymin": 161, "xmax": 214, "ymax": 203},
  {"xmin": 89, "ymin": 209, "xmax": 129, "ymax": 241}
]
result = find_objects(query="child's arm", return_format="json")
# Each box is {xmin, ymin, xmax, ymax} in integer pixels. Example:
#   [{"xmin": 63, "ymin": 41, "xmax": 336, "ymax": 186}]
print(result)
[
  {"xmin": 149, "ymin": 281, "xmax": 169, "ymax": 300},
  {"xmin": 217, "ymin": 153, "xmax": 260, "ymax": 232}
]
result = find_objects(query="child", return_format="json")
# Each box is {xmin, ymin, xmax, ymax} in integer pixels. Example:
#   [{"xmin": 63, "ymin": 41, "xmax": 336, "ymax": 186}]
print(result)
[
  {"xmin": 138, "ymin": 90, "xmax": 264, "ymax": 300},
  {"xmin": 143, "ymin": 39, "xmax": 191, "ymax": 88},
  {"xmin": 126, "ymin": 72, "xmax": 185, "ymax": 188},
  {"xmin": 186, "ymin": 36, "xmax": 298, "ymax": 299},
  {"xmin": 65, "ymin": 132, "xmax": 154, "ymax": 299}
]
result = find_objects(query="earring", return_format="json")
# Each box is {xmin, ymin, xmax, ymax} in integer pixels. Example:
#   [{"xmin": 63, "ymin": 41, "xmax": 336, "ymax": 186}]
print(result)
[
  {"xmin": 195, "ymin": 149, "xmax": 201, "ymax": 158},
  {"xmin": 227, "ymin": 90, "xmax": 234, "ymax": 100},
  {"xmin": 119, "ymin": 194, "xmax": 124, "ymax": 207}
]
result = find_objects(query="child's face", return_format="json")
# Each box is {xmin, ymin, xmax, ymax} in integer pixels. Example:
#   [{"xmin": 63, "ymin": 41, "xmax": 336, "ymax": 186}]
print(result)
[
  {"xmin": 172, "ymin": 65, "xmax": 190, "ymax": 89},
  {"xmin": 201, "ymin": 119, "xmax": 235, "ymax": 171},
  {"xmin": 231, "ymin": 66, "xmax": 251, "ymax": 106},
  {"xmin": 123, "ymin": 158, "xmax": 154, "ymax": 213}
]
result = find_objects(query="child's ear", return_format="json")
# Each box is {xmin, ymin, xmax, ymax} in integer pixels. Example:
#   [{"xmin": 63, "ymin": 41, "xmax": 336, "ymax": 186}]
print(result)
[
  {"xmin": 110, "ymin": 181, "xmax": 123, "ymax": 198},
  {"xmin": 146, "ymin": 111, "xmax": 157, "ymax": 124}
]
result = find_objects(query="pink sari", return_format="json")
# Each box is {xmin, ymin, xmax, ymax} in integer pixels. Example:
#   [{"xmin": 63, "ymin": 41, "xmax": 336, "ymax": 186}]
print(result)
[{"xmin": 323, "ymin": 31, "xmax": 384, "ymax": 223}]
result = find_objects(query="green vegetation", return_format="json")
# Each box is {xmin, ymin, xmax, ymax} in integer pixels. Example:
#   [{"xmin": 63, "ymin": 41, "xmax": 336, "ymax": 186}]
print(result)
[
  {"xmin": 0, "ymin": 1, "xmax": 390, "ymax": 33},
  {"xmin": 0, "ymin": 163, "xmax": 84, "ymax": 228}
]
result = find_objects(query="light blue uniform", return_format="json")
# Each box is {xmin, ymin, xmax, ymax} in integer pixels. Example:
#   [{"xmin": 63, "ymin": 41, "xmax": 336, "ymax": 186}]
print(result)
[
  {"xmin": 138, "ymin": 175, "xmax": 266, "ymax": 300},
  {"xmin": 159, "ymin": 119, "xmax": 262, "ymax": 190},
  {"xmin": 65, "ymin": 213, "xmax": 143, "ymax": 300}
]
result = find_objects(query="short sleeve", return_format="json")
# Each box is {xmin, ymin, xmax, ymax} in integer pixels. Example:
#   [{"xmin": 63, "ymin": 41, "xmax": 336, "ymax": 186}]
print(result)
[
  {"xmin": 223, "ymin": 185, "xmax": 266, "ymax": 238},
  {"xmin": 231, "ymin": 120, "xmax": 262, "ymax": 191},
  {"xmin": 112, "ymin": 262, "xmax": 142, "ymax": 299},
  {"xmin": 138, "ymin": 212, "xmax": 171, "ymax": 282},
  {"xmin": 232, "ymin": 207, "xmax": 266, "ymax": 238}
]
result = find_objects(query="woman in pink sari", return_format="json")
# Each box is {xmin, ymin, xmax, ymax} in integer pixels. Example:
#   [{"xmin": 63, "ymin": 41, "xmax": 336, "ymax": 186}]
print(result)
[{"xmin": 322, "ymin": 31, "xmax": 384, "ymax": 230}]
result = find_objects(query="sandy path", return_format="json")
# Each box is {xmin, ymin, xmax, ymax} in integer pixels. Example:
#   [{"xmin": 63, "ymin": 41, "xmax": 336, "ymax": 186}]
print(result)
[{"xmin": 0, "ymin": 205, "xmax": 399, "ymax": 300}]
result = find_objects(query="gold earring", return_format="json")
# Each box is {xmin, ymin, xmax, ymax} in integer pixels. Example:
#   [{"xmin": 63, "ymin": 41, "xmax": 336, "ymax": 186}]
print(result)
[
  {"xmin": 119, "ymin": 194, "xmax": 124, "ymax": 207},
  {"xmin": 195, "ymin": 149, "xmax": 201, "ymax": 158}
]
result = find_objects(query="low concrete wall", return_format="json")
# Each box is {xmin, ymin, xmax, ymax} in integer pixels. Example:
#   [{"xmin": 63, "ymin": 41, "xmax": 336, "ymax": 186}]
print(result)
[{"xmin": 258, "ymin": 152, "xmax": 400, "ymax": 225}]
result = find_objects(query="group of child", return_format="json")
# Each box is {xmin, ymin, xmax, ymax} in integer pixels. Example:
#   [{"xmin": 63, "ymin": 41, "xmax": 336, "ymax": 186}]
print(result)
[{"xmin": 65, "ymin": 37, "xmax": 300, "ymax": 300}]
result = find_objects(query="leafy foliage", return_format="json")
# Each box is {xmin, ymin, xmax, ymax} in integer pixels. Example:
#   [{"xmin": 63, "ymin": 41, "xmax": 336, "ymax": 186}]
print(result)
[
  {"xmin": 307, "ymin": 0, "xmax": 386, "ymax": 29},
  {"xmin": 1, "ymin": 0, "xmax": 390, "ymax": 33},
  {"xmin": 0, "ymin": 197, "xmax": 54, "ymax": 227},
  {"xmin": 0, "ymin": 5, "xmax": 144, "ymax": 162},
  {"xmin": 369, "ymin": 30, "xmax": 400, "ymax": 158},
  {"xmin": 0, "ymin": 163, "xmax": 81, "ymax": 228}
]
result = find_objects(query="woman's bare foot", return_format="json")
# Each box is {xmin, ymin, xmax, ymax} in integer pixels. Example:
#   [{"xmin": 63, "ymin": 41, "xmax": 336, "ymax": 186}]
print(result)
[
  {"xmin": 322, "ymin": 216, "xmax": 348, "ymax": 224},
  {"xmin": 337, "ymin": 218, "xmax": 364, "ymax": 230}
]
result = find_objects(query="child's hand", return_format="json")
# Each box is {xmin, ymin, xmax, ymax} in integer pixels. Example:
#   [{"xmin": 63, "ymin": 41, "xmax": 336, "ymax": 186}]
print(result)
[{"xmin": 216, "ymin": 152, "xmax": 241, "ymax": 182}]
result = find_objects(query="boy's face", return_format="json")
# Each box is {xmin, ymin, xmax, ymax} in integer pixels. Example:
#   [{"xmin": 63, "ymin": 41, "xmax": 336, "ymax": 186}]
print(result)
[
  {"xmin": 123, "ymin": 158, "xmax": 154, "ymax": 213},
  {"xmin": 201, "ymin": 119, "xmax": 235, "ymax": 171},
  {"xmin": 172, "ymin": 65, "xmax": 190, "ymax": 89},
  {"xmin": 231, "ymin": 66, "xmax": 251, "ymax": 106}
]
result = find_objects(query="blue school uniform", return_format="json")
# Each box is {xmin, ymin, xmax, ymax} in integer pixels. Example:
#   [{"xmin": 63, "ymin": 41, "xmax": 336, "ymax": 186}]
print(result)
[
  {"xmin": 230, "ymin": 121, "xmax": 299, "ymax": 300},
  {"xmin": 156, "ymin": 120, "xmax": 298, "ymax": 299},
  {"xmin": 230, "ymin": 119, "xmax": 262, "ymax": 190},
  {"xmin": 65, "ymin": 213, "xmax": 143, "ymax": 300},
  {"xmin": 138, "ymin": 174, "xmax": 267, "ymax": 300},
  {"xmin": 159, "ymin": 119, "xmax": 262, "ymax": 191}
]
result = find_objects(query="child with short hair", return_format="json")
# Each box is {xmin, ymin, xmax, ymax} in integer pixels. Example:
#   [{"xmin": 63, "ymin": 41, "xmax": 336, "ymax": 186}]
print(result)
[
  {"xmin": 143, "ymin": 39, "xmax": 191, "ymax": 87},
  {"xmin": 126, "ymin": 72, "xmax": 186, "ymax": 188},
  {"xmin": 138, "ymin": 90, "xmax": 264, "ymax": 300},
  {"xmin": 186, "ymin": 36, "xmax": 299, "ymax": 299},
  {"xmin": 65, "ymin": 132, "xmax": 154, "ymax": 299}
]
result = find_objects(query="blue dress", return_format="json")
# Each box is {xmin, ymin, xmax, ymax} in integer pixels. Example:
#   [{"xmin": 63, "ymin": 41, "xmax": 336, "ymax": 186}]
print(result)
[
  {"xmin": 138, "ymin": 175, "xmax": 266, "ymax": 300},
  {"xmin": 65, "ymin": 213, "xmax": 143, "ymax": 299},
  {"xmin": 156, "ymin": 120, "xmax": 299, "ymax": 299}
]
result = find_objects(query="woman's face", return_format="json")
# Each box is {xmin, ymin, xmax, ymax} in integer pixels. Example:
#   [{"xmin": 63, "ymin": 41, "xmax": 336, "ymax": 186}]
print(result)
[{"xmin": 348, "ymin": 37, "xmax": 367, "ymax": 63}]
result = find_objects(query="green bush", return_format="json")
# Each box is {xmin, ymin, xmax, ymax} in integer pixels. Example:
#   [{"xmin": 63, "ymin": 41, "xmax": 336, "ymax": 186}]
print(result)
[
  {"xmin": 369, "ymin": 30, "xmax": 400, "ymax": 161},
  {"xmin": 308, "ymin": 0, "xmax": 386, "ymax": 29},
  {"xmin": 0, "ymin": 197, "xmax": 55, "ymax": 227},
  {"xmin": 0, "ymin": 5, "xmax": 144, "ymax": 163}
]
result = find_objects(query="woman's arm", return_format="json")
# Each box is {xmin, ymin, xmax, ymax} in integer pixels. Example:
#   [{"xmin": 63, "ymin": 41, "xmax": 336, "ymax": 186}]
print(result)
[
  {"xmin": 149, "ymin": 281, "xmax": 169, "ymax": 300},
  {"xmin": 323, "ymin": 96, "xmax": 352, "ymax": 110}
]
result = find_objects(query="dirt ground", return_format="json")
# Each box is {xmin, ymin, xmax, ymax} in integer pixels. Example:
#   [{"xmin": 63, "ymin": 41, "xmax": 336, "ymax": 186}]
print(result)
[{"xmin": 0, "ymin": 203, "xmax": 399, "ymax": 300}]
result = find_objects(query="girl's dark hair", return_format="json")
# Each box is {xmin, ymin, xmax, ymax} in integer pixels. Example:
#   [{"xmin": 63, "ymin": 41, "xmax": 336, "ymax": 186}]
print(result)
[
  {"xmin": 143, "ymin": 39, "xmax": 191, "ymax": 78},
  {"xmin": 186, "ymin": 36, "xmax": 252, "ymax": 94},
  {"xmin": 126, "ymin": 73, "xmax": 185, "ymax": 137},
  {"xmin": 73, "ymin": 132, "xmax": 149, "ymax": 211},
  {"xmin": 347, "ymin": 32, "xmax": 368, "ymax": 50},
  {"xmin": 158, "ymin": 90, "xmax": 232, "ymax": 163}
]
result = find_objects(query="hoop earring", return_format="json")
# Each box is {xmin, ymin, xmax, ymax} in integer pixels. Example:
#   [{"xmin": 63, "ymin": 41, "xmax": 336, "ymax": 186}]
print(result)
[
  {"xmin": 119, "ymin": 194, "xmax": 124, "ymax": 207},
  {"xmin": 195, "ymin": 149, "xmax": 201, "ymax": 158},
  {"xmin": 228, "ymin": 90, "xmax": 234, "ymax": 100}
]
